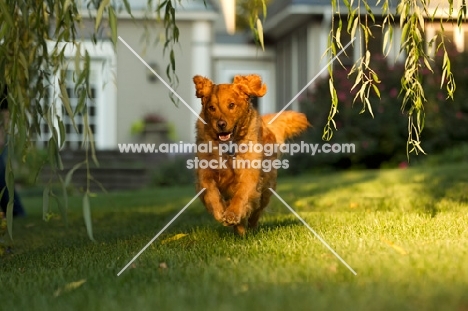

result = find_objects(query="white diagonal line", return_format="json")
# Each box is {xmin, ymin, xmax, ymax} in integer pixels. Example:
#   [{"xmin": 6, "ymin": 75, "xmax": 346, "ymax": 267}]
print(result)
[
  {"xmin": 269, "ymin": 188, "xmax": 357, "ymax": 276},
  {"xmin": 118, "ymin": 36, "xmax": 207, "ymax": 124},
  {"xmin": 268, "ymin": 38, "xmax": 356, "ymax": 124},
  {"xmin": 117, "ymin": 188, "xmax": 206, "ymax": 276}
]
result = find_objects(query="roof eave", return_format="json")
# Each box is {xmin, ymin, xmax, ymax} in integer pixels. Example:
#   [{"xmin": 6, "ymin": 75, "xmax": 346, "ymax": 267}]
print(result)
[
  {"xmin": 79, "ymin": 9, "xmax": 219, "ymax": 22},
  {"xmin": 264, "ymin": 5, "xmax": 327, "ymax": 34},
  {"xmin": 264, "ymin": 3, "xmax": 398, "ymax": 38}
]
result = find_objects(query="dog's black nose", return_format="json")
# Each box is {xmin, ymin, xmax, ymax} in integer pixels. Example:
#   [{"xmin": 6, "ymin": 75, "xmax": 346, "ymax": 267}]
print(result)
[{"xmin": 217, "ymin": 120, "xmax": 227, "ymax": 130}]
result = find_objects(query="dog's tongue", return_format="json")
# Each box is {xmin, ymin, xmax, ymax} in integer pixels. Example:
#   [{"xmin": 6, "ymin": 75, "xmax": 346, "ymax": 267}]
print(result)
[{"xmin": 218, "ymin": 133, "xmax": 231, "ymax": 141}]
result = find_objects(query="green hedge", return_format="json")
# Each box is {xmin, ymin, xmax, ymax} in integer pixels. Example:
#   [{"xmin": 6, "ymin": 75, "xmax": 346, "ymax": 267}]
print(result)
[{"xmin": 286, "ymin": 49, "xmax": 468, "ymax": 172}]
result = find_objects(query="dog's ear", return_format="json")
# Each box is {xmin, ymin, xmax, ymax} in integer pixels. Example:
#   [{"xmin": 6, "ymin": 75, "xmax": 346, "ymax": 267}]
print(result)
[
  {"xmin": 193, "ymin": 75, "xmax": 213, "ymax": 99},
  {"xmin": 233, "ymin": 74, "xmax": 267, "ymax": 97}
]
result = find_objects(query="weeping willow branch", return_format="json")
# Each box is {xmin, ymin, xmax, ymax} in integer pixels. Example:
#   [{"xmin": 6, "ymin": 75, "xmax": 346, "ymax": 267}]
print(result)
[
  {"xmin": 0, "ymin": 0, "xmax": 101, "ymax": 239},
  {"xmin": 326, "ymin": 0, "xmax": 465, "ymax": 159}
]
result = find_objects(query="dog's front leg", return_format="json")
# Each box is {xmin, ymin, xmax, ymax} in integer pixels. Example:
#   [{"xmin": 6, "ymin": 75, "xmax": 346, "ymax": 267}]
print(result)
[
  {"xmin": 222, "ymin": 170, "xmax": 261, "ymax": 228},
  {"xmin": 197, "ymin": 178, "xmax": 225, "ymax": 223}
]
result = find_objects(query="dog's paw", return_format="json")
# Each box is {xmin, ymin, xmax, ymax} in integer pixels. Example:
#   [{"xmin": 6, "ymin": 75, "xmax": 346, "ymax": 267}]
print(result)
[
  {"xmin": 222, "ymin": 211, "xmax": 241, "ymax": 226},
  {"xmin": 212, "ymin": 210, "xmax": 224, "ymax": 223}
]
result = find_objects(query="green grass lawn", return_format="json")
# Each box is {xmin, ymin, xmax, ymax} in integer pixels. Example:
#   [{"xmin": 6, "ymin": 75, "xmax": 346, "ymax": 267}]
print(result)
[{"xmin": 1, "ymin": 163, "xmax": 468, "ymax": 310}]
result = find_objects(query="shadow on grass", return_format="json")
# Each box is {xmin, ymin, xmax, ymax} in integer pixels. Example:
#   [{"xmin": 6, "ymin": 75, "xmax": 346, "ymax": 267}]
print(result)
[
  {"xmin": 10, "ymin": 191, "xmax": 213, "ymax": 256},
  {"xmin": 274, "ymin": 163, "xmax": 468, "ymax": 218},
  {"xmin": 257, "ymin": 216, "xmax": 299, "ymax": 232},
  {"xmin": 395, "ymin": 163, "xmax": 468, "ymax": 217}
]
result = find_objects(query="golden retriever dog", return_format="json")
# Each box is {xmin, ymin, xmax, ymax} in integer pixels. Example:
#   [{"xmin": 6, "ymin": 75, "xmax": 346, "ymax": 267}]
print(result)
[{"xmin": 193, "ymin": 74, "xmax": 309, "ymax": 235}]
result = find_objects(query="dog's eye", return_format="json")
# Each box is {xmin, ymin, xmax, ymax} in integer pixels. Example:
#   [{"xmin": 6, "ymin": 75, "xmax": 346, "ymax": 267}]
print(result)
[
  {"xmin": 228, "ymin": 103, "xmax": 235, "ymax": 109},
  {"xmin": 208, "ymin": 106, "xmax": 215, "ymax": 111}
]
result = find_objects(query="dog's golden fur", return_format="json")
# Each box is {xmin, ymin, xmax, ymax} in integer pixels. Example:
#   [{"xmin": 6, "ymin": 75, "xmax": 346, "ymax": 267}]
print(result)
[{"xmin": 193, "ymin": 74, "xmax": 309, "ymax": 235}]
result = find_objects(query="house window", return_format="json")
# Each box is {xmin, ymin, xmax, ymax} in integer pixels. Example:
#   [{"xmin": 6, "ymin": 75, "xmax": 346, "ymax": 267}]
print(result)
[
  {"xmin": 35, "ymin": 40, "xmax": 118, "ymax": 150},
  {"xmin": 37, "ymin": 67, "xmax": 100, "ymax": 150},
  {"xmin": 35, "ymin": 41, "xmax": 117, "ymax": 150},
  {"xmin": 62, "ymin": 69, "xmax": 98, "ymax": 149}
]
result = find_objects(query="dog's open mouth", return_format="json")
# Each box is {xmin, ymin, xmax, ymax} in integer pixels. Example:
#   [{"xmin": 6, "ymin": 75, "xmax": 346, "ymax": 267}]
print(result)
[{"xmin": 218, "ymin": 132, "xmax": 232, "ymax": 141}]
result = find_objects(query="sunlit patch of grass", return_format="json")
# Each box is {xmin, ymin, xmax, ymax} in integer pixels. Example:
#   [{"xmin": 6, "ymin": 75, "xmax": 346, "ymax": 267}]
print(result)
[{"xmin": 1, "ymin": 163, "xmax": 468, "ymax": 310}]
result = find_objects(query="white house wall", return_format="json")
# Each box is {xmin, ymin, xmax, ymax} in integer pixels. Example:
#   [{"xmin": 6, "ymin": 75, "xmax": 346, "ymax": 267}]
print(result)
[
  {"xmin": 275, "ymin": 23, "xmax": 323, "ymax": 112},
  {"xmin": 190, "ymin": 21, "xmax": 213, "ymax": 142},
  {"xmin": 116, "ymin": 19, "xmax": 202, "ymax": 144},
  {"xmin": 307, "ymin": 20, "xmax": 329, "ymax": 87}
]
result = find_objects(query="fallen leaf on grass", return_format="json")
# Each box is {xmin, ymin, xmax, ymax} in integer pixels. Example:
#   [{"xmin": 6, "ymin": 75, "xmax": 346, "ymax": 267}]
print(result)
[
  {"xmin": 294, "ymin": 197, "xmax": 314, "ymax": 208},
  {"xmin": 161, "ymin": 233, "xmax": 188, "ymax": 244},
  {"xmin": 54, "ymin": 279, "xmax": 86, "ymax": 297},
  {"xmin": 328, "ymin": 263, "xmax": 338, "ymax": 273},
  {"xmin": 381, "ymin": 237, "xmax": 408, "ymax": 255},
  {"xmin": 234, "ymin": 284, "xmax": 249, "ymax": 295}
]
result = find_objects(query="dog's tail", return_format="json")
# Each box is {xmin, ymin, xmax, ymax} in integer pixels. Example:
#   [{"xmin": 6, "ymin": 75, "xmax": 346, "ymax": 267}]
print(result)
[{"xmin": 262, "ymin": 111, "xmax": 310, "ymax": 143}]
